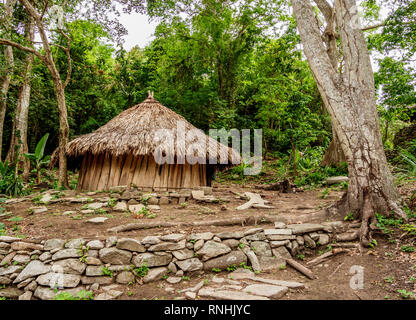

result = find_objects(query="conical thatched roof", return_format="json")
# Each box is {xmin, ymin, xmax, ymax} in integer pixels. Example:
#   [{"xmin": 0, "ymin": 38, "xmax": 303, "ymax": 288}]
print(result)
[{"xmin": 63, "ymin": 95, "xmax": 241, "ymax": 165}]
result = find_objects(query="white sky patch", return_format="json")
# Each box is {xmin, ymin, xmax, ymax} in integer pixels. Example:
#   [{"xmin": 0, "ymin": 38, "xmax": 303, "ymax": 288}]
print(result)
[{"xmin": 119, "ymin": 12, "xmax": 158, "ymax": 50}]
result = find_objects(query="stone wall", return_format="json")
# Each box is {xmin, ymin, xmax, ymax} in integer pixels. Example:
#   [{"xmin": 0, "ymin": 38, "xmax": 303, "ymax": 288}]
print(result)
[{"xmin": 0, "ymin": 220, "xmax": 354, "ymax": 300}]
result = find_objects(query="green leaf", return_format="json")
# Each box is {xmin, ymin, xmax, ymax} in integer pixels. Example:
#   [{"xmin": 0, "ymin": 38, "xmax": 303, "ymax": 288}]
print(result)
[{"xmin": 34, "ymin": 133, "xmax": 49, "ymax": 161}]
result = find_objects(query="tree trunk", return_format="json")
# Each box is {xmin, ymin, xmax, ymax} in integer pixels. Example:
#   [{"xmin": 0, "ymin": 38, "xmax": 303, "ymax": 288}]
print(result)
[
  {"xmin": 6, "ymin": 14, "xmax": 35, "ymax": 180},
  {"xmin": 0, "ymin": 0, "xmax": 17, "ymax": 161},
  {"xmin": 292, "ymin": 0, "xmax": 407, "ymax": 247}
]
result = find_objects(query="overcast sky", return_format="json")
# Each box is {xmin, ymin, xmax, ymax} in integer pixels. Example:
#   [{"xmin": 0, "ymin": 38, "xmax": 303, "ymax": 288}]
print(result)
[{"xmin": 119, "ymin": 12, "xmax": 158, "ymax": 50}]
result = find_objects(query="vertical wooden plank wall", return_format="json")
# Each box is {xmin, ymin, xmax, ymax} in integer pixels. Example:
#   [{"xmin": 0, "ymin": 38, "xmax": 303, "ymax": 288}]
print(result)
[{"xmin": 78, "ymin": 153, "xmax": 209, "ymax": 191}]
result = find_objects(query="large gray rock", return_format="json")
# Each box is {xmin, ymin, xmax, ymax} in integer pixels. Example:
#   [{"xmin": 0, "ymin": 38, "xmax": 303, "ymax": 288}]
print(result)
[
  {"xmin": 43, "ymin": 239, "xmax": 65, "ymax": 251},
  {"xmin": 245, "ymin": 232, "xmax": 266, "ymax": 241},
  {"xmin": 52, "ymin": 249, "xmax": 81, "ymax": 261},
  {"xmin": 13, "ymin": 261, "xmax": 51, "ymax": 284},
  {"xmin": 116, "ymin": 271, "xmax": 134, "ymax": 284},
  {"xmin": 172, "ymin": 249, "xmax": 194, "ymax": 260},
  {"xmin": 203, "ymin": 251, "xmax": 247, "ymax": 271},
  {"xmin": 99, "ymin": 248, "xmax": 132, "ymax": 265},
  {"xmin": 243, "ymin": 284, "xmax": 288, "ymax": 299},
  {"xmin": 148, "ymin": 240, "xmax": 186, "ymax": 252},
  {"xmin": 160, "ymin": 234, "xmax": 186, "ymax": 242},
  {"xmin": 85, "ymin": 266, "xmax": 104, "ymax": 277},
  {"xmin": 141, "ymin": 236, "xmax": 161, "ymax": 245},
  {"xmin": 34, "ymin": 286, "xmax": 86, "ymax": 300},
  {"xmin": 65, "ymin": 238, "xmax": 86, "ymax": 249},
  {"xmin": 116, "ymin": 238, "xmax": 146, "ymax": 252},
  {"xmin": 52, "ymin": 259, "xmax": 86, "ymax": 275},
  {"xmin": 197, "ymin": 240, "xmax": 231, "ymax": 261},
  {"xmin": 215, "ymin": 231, "xmax": 245, "ymax": 239},
  {"xmin": 0, "ymin": 265, "xmax": 21, "ymax": 276},
  {"xmin": 243, "ymin": 250, "xmax": 261, "ymax": 272},
  {"xmin": 272, "ymin": 246, "xmax": 292, "ymax": 261},
  {"xmin": 287, "ymin": 223, "xmax": 324, "ymax": 235},
  {"xmin": 36, "ymin": 273, "xmax": 81, "ymax": 288},
  {"xmin": 80, "ymin": 276, "xmax": 113, "ymax": 285},
  {"xmin": 0, "ymin": 287, "xmax": 23, "ymax": 298},
  {"xmin": 86, "ymin": 240, "xmax": 104, "ymax": 250},
  {"xmin": 176, "ymin": 258, "xmax": 203, "ymax": 272},
  {"xmin": 250, "ymin": 241, "xmax": 272, "ymax": 257},
  {"xmin": 188, "ymin": 232, "xmax": 214, "ymax": 241},
  {"xmin": 132, "ymin": 252, "xmax": 172, "ymax": 267},
  {"xmin": 303, "ymin": 234, "xmax": 316, "ymax": 248},
  {"xmin": 143, "ymin": 267, "xmax": 168, "ymax": 283},
  {"xmin": 113, "ymin": 201, "xmax": 128, "ymax": 212},
  {"xmin": 11, "ymin": 242, "xmax": 43, "ymax": 251},
  {"xmin": 0, "ymin": 276, "xmax": 12, "ymax": 285}
]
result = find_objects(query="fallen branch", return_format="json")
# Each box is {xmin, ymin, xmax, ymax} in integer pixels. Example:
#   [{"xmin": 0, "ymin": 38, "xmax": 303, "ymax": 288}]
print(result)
[
  {"xmin": 306, "ymin": 248, "xmax": 348, "ymax": 267},
  {"xmin": 286, "ymin": 259, "xmax": 316, "ymax": 280}
]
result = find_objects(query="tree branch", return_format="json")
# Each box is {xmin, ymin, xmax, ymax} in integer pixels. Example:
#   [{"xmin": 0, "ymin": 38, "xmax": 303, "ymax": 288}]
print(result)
[{"xmin": 0, "ymin": 38, "xmax": 46, "ymax": 63}]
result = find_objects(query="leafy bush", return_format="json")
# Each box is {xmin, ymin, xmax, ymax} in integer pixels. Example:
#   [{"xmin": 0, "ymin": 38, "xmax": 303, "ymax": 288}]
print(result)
[
  {"xmin": 0, "ymin": 161, "xmax": 26, "ymax": 196},
  {"xmin": 24, "ymin": 133, "xmax": 50, "ymax": 184}
]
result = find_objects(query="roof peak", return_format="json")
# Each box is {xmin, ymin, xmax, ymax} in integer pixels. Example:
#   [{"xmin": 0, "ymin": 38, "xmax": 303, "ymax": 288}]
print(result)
[{"xmin": 147, "ymin": 90, "xmax": 154, "ymax": 99}]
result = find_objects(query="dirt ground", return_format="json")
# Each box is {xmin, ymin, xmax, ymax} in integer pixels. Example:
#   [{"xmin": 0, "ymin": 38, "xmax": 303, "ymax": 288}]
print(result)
[{"xmin": 1, "ymin": 180, "xmax": 415, "ymax": 300}]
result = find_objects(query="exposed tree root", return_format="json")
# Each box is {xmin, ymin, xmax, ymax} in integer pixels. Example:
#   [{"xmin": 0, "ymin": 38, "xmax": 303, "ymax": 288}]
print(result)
[{"xmin": 107, "ymin": 215, "xmax": 278, "ymax": 233}]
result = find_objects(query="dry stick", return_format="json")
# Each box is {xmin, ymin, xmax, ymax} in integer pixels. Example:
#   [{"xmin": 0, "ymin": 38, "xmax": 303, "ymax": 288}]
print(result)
[
  {"xmin": 286, "ymin": 259, "xmax": 316, "ymax": 280},
  {"xmin": 328, "ymin": 262, "xmax": 345, "ymax": 280},
  {"xmin": 306, "ymin": 249, "xmax": 348, "ymax": 267}
]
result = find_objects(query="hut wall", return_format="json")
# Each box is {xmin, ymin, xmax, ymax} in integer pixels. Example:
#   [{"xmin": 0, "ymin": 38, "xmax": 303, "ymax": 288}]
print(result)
[{"xmin": 77, "ymin": 153, "xmax": 207, "ymax": 191}]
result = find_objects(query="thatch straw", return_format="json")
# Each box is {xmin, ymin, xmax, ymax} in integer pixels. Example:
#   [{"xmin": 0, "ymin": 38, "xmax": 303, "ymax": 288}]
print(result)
[{"xmin": 56, "ymin": 95, "xmax": 241, "ymax": 166}]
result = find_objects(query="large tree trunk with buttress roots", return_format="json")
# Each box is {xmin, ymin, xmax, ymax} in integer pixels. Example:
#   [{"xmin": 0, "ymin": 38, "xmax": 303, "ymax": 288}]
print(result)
[{"xmin": 292, "ymin": 0, "xmax": 407, "ymax": 247}]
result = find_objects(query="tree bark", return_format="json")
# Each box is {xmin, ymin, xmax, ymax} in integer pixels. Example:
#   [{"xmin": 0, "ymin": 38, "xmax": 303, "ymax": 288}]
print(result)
[
  {"xmin": 6, "ymin": 14, "xmax": 35, "ymax": 180},
  {"xmin": 0, "ymin": 0, "xmax": 17, "ymax": 161},
  {"xmin": 292, "ymin": 0, "xmax": 407, "ymax": 247}
]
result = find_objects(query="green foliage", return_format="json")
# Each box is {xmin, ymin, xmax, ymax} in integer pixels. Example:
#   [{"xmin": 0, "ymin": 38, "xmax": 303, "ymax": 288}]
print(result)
[
  {"xmin": 133, "ymin": 263, "xmax": 149, "ymax": 277},
  {"xmin": 0, "ymin": 161, "xmax": 25, "ymax": 196},
  {"xmin": 54, "ymin": 290, "xmax": 94, "ymax": 300},
  {"xmin": 101, "ymin": 266, "xmax": 114, "ymax": 278},
  {"xmin": 23, "ymin": 133, "xmax": 50, "ymax": 184}
]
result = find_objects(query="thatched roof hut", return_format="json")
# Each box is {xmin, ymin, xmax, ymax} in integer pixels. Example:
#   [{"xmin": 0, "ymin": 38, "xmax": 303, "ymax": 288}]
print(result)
[{"xmin": 63, "ymin": 93, "xmax": 241, "ymax": 191}]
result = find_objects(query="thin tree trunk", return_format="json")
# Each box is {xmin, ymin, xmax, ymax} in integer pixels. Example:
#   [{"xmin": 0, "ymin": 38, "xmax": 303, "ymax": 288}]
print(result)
[
  {"xmin": 0, "ymin": 0, "xmax": 17, "ymax": 160},
  {"xmin": 292, "ymin": 0, "xmax": 407, "ymax": 247},
  {"xmin": 6, "ymin": 15, "xmax": 35, "ymax": 180}
]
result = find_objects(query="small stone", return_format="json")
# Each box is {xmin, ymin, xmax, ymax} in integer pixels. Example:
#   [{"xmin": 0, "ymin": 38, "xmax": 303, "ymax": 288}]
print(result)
[
  {"xmin": 85, "ymin": 266, "xmax": 103, "ymax": 276},
  {"xmin": 245, "ymin": 233, "xmax": 267, "ymax": 241},
  {"xmin": 243, "ymin": 228, "xmax": 263, "ymax": 236},
  {"xmin": 95, "ymin": 289, "xmax": 123, "ymax": 300},
  {"xmin": 193, "ymin": 239, "xmax": 204, "ymax": 251},
  {"xmin": 166, "ymin": 276, "xmax": 182, "ymax": 284},
  {"xmin": 243, "ymin": 284, "xmax": 288, "ymax": 298},
  {"xmin": 269, "ymin": 240, "xmax": 290, "ymax": 248},
  {"xmin": 80, "ymin": 276, "xmax": 113, "ymax": 285},
  {"xmin": 86, "ymin": 217, "xmax": 108, "ymax": 224},
  {"xmin": 303, "ymin": 234, "xmax": 316, "ymax": 248},
  {"xmin": 133, "ymin": 252, "xmax": 172, "ymax": 268},
  {"xmin": 86, "ymin": 240, "xmax": 104, "ymax": 250},
  {"xmin": 187, "ymin": 232, "xmax": 214, "ymax": 241},
  {"xmin": 52, "ymin": 249, "xmax": 80, "ymax": 261},
  {"xmin": 274, "ymin": 222, "xmax": 286, "ymax": 229},
  {"xmin": 129, "ymin": 204, "xmax": 145, "ymax": 214},
  {"xmin": 24, "ymin": 280, "xmax": 37, "ymax": 292},
  {"xmin": 172, "ymin": 249, "xmax": 194, "ymax": 260},
  {"xmin": 0, "ymin": 276, "xmax": 12, "ymax": 285},
  {"xmin": 86, "ymin": 202, "xmax": 106, "ymax": 210},
  {"xmin": 90, "ymin": 283, "xmax": 99, "ymax": 291},
  {"xmin": 176, "ymin": 258, "xmax": 203, "ymax": 272},
  {"xmin": 197, "ymin": 241, "xmax": 231, "ymax": 261},
  {"xmin": 18, "ymin": 291, "xmax": 32, "ymax": 300},
  {"xmin": 116, "ymin": 238, "xmax": 146, "ymax": 252},
  {"xmin": 198, "ymin": 288, "xmax": 269, "ymax": 300},
  {"xmin": 264, "ymin": 229, "xmax": 292, "ymax": 236},
  {"xmin": 113, "ymin": 201, "xmax": 128, "ymax": 212},
  {"xmin": 296, "ymin": 236, "xmax": 304, "ymax": 246},
  {"xmin": 63, "ymin": 211, "xmax": 76, "ymax": 215},
  {"xmin": 86, "ymin": 257, "xmax": 102, "ymax": 266},
  {"xmin": 44, "ymin": 239, "xmax": 65, "ymax": 251},
  {"xmin": 168, "ymin": 262, "xmax": 177, "ymax": 273},
  {"xmin": 141, "ymin": 236, "xmax": 161, "ymax": 245},
  {"xmin": 106, "ymin": 236, "xmax": 118, "ymax": 248},
  {"xmin": 13, "ymin": 254, "xmax": 30, "ymax": 264},
  {"xmin": 17, "ymin": 277, "xmax": 33, "ymax": 289},
  {"xmin": 143, "ymin": 267, "xmax": 168, "ymax": 283},
  {"xmin": 148, "ymin": 240, "xmax": 186, "ymax": 252},
  {"xmin": 175, "ymin": 270, "xmax": 184, "ymax": 277},
  {"xmin": 221, "ymin": 239, "xmax": 238, "ymax": 249},
  {"xmin": 318, "ymin": 234, "xmax": 330, "ymax": 246},
  {"xmin": 251, "ymin": 241, "xmax": 272, "ymax": 257},
  {"xmin": 65, "ymin": 239, "xmax": 86, "ymax": 249},
  {"xmin": 309, "ymin": 232, "xmax": 320, "ymax": 241},
  {"xmin": 0, "ymin": 287, "xmax": 23, "ymax": 298},
  {"xmin": 116, "ymin": 271, "xmax": 135, "ymax": 284},
  {"xmin": 215, "ymin": 231, "xmax": 245, "ymax": 239},
  {"xmin": 99, "ymin": 248, "xmax": 132, "ymax": 265},
  {"xmin": 185, "ymin": 291, "xmax": 196, "ymax": 299},
  {"xmin": 30, "ymin": 206, "xmax": 48, "ymax": 214},
  {"xmin": 160, "ymin": 234, "xmax": 186, "ymax": 242}
]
